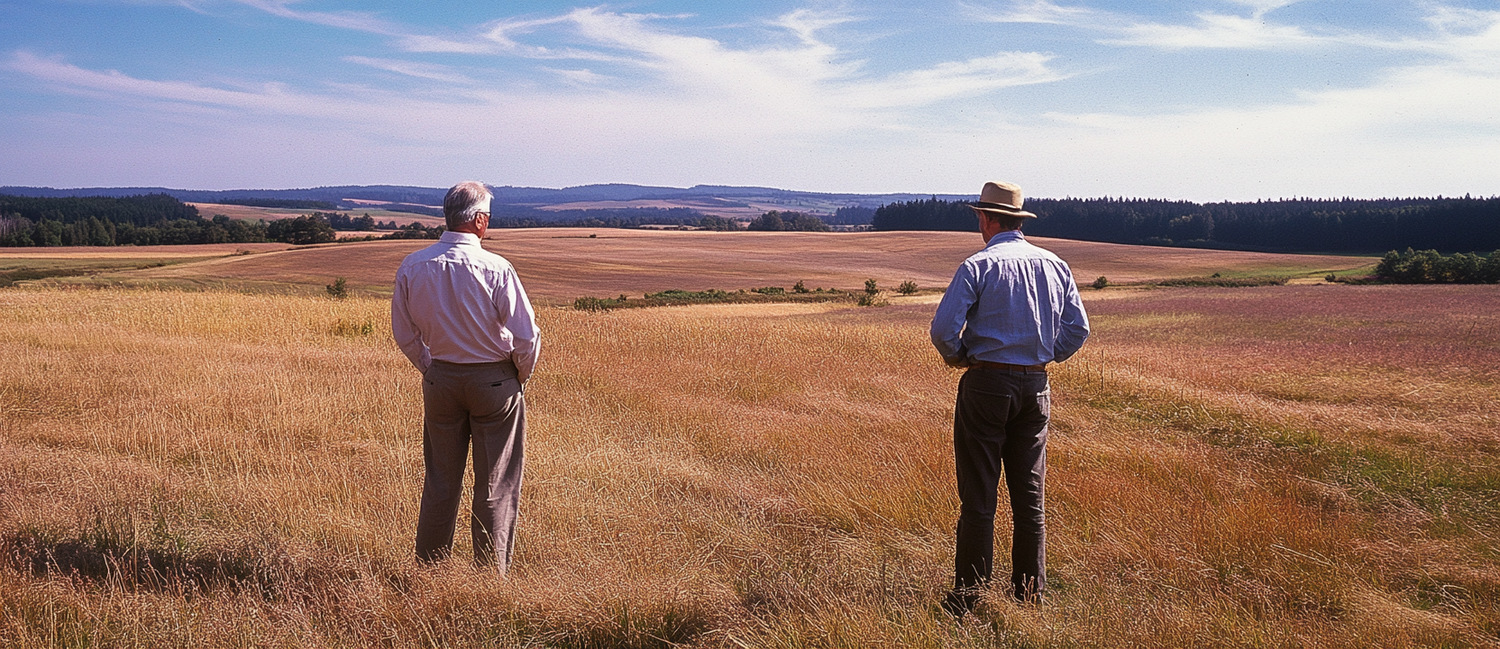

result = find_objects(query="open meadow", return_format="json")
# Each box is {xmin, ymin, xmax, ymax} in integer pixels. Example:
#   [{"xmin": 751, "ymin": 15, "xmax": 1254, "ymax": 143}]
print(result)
[{"xmin": 1, "ymin": 233, "xmax": 1496, "ymax": 647}]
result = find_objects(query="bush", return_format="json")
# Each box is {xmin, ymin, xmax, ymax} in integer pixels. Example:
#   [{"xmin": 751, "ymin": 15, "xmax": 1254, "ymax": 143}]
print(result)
[
  {"xmin": 1376, "ymin": 248, "xmax": 1500, "ymax": 283},
  {"xmin": 857, "ymin": 291, "xmax": 888, "ymax": 307},
  {"xmin": 896, "ymin": 281, "xmax": 918, "ymax": 295},
  {"xmin": 328, "ymin": 318, "xmax": 373, "ymax": 336},
  {"xmin": 1325, "ymin": 274, "xmax": 1338, "ymax": 283},
  {"xmin": 1092, "ymin": 276, "xmax": 1109, "ymax": 289},
  {"xmin": 325, "ymin": 277, "xmax": 348, "ymax": 299},
  {"xmin": 573, "ymin": 296, "xmax": 621, "ymax": 312},
  {"xmin": 793, "ymin": 280, "xmax": 809, "ymax": 293},
  {"xmin": 864, "ymin": 279, "xmax": 878, "ymax": 295}
]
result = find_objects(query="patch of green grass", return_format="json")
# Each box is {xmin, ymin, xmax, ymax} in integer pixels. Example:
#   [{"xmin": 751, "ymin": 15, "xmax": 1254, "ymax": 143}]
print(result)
[
  {"xmin": 1148, "ymin": 276, "xmax": 1289, "ymax": 287},
  {"xmin": 1061, "ymin": 371, "xmax": 1500, "ymax": 542},
  {"xmin": 572, "ymin": 287, "xmax": 854, "ymax": 311},
  {"xmin": 0, "ymin": 257, "xmax": 216, "ymax": 287}
]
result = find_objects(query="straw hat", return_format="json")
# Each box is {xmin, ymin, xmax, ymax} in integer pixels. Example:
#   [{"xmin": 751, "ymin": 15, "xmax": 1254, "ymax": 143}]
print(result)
[{"xmin": 969, "ymin": 181, "xmax": 1036, "ymax": 218}]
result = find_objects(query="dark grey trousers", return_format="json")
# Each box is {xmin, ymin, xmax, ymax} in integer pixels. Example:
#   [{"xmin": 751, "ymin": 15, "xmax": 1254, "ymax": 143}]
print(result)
[
  {"xmin": 416, "ymin": 360, "xmax": 526, "ymax": 573},
  {"xmin": 953, "ymin": 366, "xmax": 1050, "ymax": 601}
]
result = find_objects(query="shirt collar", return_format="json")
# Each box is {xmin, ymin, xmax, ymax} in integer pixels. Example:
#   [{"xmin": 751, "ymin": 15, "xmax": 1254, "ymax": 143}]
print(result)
[
  {"xmin": 439, "ymin": 231, "xmax": 482, "ymax": 246},
  {"xmin": 986, "ymin": 230, "xmax": 1025, "ymax": 247}
]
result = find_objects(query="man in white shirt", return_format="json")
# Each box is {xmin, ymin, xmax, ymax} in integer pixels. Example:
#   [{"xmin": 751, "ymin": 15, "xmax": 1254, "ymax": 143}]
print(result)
[{"xmin": 391, "ymin": 181, "xmax": 540, "ymax": 573}]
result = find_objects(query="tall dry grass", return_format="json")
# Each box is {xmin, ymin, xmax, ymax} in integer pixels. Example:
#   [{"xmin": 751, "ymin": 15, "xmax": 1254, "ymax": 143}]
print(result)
[{"xmin": 1, "ymin": 284, "xmax": 1496, "ymax": 647}]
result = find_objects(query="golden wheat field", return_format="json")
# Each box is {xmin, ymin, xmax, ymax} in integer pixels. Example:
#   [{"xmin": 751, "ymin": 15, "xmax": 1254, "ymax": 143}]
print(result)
[{"xmin": 1, "ymin": 235, "xmax": 1497, "ymax": 648}]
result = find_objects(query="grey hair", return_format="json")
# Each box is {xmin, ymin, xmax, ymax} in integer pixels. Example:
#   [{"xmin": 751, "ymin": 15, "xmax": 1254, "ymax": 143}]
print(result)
[
  {"xmin": 977, "ymin": 211, "xmax": 1027, "ymax": 232},
  {"xmin": 443, "ymin": 181, "xmax": 493, "ymax": 230}
]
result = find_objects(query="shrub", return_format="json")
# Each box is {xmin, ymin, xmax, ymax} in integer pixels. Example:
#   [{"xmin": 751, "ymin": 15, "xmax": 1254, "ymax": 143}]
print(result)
[
  {"xmin": 751, "ymin": 286, "xmax": 785, "ymax": 295},
  {"xmin": 1092, "ymin": 276, "xmax": 1109, "ymax": 290},
  {"xmin": 896, "ymin": 281, "xmax": 918, "ymax": 295},
  {"xmin": 864, "ymin": 279, "xmax": 878, "ymax": 295},
  {"xmin": 573, "ymin": 296, "xmax": 618, "ymax": 312},
  {"xmin": 857, "ymin": 291, "xmax": 888, "ymax": 307},
  {"xmin": 1376, "ymin": 248, "xmax": 1500, "ymax": 283},
  {"xmin": 325, "ymin": 277, "xmax": 348, "ymax": 299},
  {"xmin": 328, "ymin": 318, "xmax": 372, "ymax": 336},
  {"xmin": 793, "ymin": 280, "xmax": 809, "ymax": 293},
  {"xmin": 1325, "ymin": 274, "xmax": 1338, "ymax": 283}
]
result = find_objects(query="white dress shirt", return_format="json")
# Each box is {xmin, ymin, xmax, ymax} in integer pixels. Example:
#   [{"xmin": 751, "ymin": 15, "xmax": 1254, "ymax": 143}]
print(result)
[{"xmin": 391, "ymin": 231, "xmax": 540, "ymax": 382}]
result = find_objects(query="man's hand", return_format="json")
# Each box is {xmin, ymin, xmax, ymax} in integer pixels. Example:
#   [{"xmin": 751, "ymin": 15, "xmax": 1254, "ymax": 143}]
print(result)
[{"xmin": 944, "ymin": 355, "xmax": 973, "ymax": 369}]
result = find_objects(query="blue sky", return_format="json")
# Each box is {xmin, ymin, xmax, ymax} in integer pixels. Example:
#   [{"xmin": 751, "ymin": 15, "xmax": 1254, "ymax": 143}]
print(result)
[{"xmin": 2, "ymin": 0, "xmax": 1497, "ymax": 200}]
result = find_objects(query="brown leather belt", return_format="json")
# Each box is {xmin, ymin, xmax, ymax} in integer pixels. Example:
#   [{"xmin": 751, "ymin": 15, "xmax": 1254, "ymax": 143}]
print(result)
[{"xmin": 975, "ymin": 361, "xmax": 1048, "ymax": 373}]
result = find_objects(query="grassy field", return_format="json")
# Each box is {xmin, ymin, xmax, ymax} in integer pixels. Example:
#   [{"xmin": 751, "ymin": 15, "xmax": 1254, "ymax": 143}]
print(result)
[{"xmin": 1, "ymin": 236, "xmax": 1492, "ymax": 647}]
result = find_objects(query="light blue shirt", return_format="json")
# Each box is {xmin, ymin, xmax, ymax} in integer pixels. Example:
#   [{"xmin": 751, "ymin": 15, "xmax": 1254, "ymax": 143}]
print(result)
[{"xmin": 930, "ymin": 231, "xmax": 1090, "ymax": 366}]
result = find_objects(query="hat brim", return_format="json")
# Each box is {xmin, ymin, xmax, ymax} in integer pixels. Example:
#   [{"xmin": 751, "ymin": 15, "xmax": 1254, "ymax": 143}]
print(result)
[{"xmin": 970, "ymin": 203, "xmax": 1036, "ymax": 218}]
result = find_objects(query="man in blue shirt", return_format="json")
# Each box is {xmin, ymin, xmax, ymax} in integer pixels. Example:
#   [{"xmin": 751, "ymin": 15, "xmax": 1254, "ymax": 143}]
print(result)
[{"xmin": 930, "ymin": 181, "xmax": 1090, "ymax": 614}]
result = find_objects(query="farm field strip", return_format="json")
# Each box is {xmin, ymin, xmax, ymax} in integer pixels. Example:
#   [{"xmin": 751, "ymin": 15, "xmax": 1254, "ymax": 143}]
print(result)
[{"xmin": 3, "ymin": 231, "xmax": 1377, "ymax": 303}]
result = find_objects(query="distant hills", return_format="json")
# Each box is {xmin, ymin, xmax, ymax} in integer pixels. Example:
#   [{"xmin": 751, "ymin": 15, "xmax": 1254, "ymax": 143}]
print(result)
[{"xmin": 0, "ymin": 183, "xmax": 971, "ymax": 216}]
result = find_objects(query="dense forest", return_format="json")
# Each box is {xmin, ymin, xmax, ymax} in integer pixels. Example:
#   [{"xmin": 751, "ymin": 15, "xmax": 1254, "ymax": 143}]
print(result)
[
  {"xmin": 872, "ymin": 196, "xmax": 1500, "ymax": 254},
  {"xmin": 0, "ymin": 196, "xmax": 381, "ymax": 246},
  {"xmin": 0, "ymin": 194, "xmax": 268, "ymax": 246}
]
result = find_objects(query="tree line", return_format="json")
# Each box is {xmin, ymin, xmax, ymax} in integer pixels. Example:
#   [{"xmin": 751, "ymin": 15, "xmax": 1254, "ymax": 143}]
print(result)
[
  {"xmin": 0, "ymin": 195, "xmax": 415, "ymax": 246},
  {"xmin": 872, "ymin": 196, "xmax": 1500, "ymax": 254},
  {"xmin": 0, "ymin": 194, "xmax": 271, "ymax": 246},
  {"xmin": 747, "ymin": 211, "xmax": 830, "ymax": 232}
]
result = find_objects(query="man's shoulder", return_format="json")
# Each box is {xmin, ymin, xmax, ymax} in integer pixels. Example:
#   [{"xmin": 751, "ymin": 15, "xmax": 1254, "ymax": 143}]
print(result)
[
  {"xmin": 396, "ymin": 241, "xmax": 445, "ymax": 271},
  {"xmin": 976, "ymin": 239, "xmax": 1065, "ymax": 263},
  {"xmin": 398, "ymin": 241, "xmax": 514, "ymax": 274}
]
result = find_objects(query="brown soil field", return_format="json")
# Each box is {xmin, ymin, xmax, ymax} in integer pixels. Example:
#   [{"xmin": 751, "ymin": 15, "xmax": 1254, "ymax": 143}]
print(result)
[{"xmin": 99, "ymin": 229, "xmax": 1370, "ymax": 301}]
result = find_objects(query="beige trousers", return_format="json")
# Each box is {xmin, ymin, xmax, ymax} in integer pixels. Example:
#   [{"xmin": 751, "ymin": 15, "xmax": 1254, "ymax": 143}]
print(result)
[{"xmin": 415, "ymin": 360, "xmax": 526, "ymax": 572}]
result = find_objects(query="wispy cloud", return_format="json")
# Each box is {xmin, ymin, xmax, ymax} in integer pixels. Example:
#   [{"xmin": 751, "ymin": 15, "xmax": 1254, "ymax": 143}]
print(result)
[
  {"xmin": 5, "ymin": 50, "xmax": 338, "ymax": 116},
  {"xmin": 1105, "ymin": 12, "xmax": 1328, "ymax": 50},
  {"xmin": 229, "ymin": 0, "xmax": 399, "ymax": 35},
  {"xmin": 970, "ymin": 0, "xmax": 1378, "ymax": 51},
  {"xmin": 342, "ymin": 56, "xmax": 476, "ymax": 85},
  {"xmin": 963, "ymin": 0, "xmax": 1104, "ymax": 25}
]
